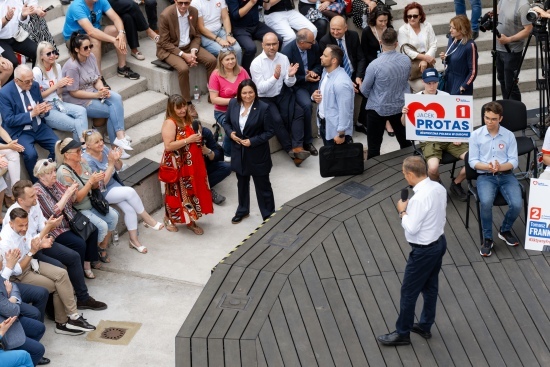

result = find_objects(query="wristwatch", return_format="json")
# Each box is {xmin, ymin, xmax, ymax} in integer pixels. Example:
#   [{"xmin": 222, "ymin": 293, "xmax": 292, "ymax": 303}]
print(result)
[
  {"xmin": 118, "ymin": 30, "xmax": 126, "ymax": 34},
  {"xmin": 27, "ymin": 251, "xmax": 34, "ymax": 257},
  {"xmin": 227, "ymin": 32, "xmax": 233, "ymax": 37},
  {"xmin": 338, "ymin": 132, "xmax": 345, "ymax": 138}
]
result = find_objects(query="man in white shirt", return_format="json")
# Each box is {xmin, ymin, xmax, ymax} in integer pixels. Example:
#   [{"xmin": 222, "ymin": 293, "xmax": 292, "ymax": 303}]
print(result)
[
  {"xmin": 250, "ymin": 32, "xmax": 311, "ymax": 166},
  {"xmin": 378, "ymin": 156, "xmax": 447, "ymax": 346},
  {"xmin": 193, "ymin": 0, "xmax": 242, "ymax": 63},
  {"xmin": 0, "ymin": 208, "xmax": 96, "ymax": 336}
]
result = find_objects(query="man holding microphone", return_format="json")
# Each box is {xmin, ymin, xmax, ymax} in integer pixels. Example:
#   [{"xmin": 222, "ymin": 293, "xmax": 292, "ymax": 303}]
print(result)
[{"xmin": 377, "ymin": 156, "xmax": 447, "ymax": 346}]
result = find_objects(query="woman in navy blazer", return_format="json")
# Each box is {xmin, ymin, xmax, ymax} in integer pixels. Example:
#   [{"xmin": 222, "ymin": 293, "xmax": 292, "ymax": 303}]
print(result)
[{"xmin": 223, "ymin": 80, "xmax": 276, "ymax": 224}]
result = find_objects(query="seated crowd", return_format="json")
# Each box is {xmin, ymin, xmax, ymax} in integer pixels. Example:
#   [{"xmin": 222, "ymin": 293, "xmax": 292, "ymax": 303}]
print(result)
[{"xmin": 0, "ymin": 0, "xmax": 539, "ymax": 363}]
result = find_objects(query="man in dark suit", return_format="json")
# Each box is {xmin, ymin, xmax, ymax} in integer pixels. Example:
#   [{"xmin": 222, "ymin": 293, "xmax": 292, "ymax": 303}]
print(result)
[
  {"xmin": 319, "ymin": 16, "xmax": 366, "ymax": 91},
  {"xmin": 0, "ymin": 65, "xmax": 57, "ymax": 183},
  {"xmin": 282, "ymin": 28, "xmax": 322, "ymax": 156},
  {"xmin": 156, "ymin": 0, "xmax": 217, "ymax": 118}
]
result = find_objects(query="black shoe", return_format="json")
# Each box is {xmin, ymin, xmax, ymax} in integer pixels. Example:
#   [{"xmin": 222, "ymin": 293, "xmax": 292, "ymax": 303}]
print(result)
[
  {"xmin": 231, "ymin": 213, "xmax": 249, "ymax": 224},
  {"xmin": 411, "ymin": 323, "xmax": 432, "ymax": 339},
  {"xmin": 77, "ymin": 296, "xmax": 107, "ymax": 311},
  {"xmin": 67, "ymin": 315, "xmax": 95, "ymax": 332},
  {"xmin": 498, "ymin": 230, "xmax": 519, "ymax": 246},
  {"xmin": 377, "ymin": 331, "xmax": 411, "ymax": 346},
  {"xmin": 473, "ymin": 31, "xmax": 479, "ymax": 40},
  {"xmin": 304, "ymin": 143, "xmax": 318, "ymax": 156},
  {"xmin": 117, "ymin": 65, "xmax": 140, "ymax": 80},
  {"xmin": 55, "ymin": 322, "xmax": 85, "ymax": 336},
  {"xmin": 480, "ymin": 238, "xmax": 494, "ymax": 257},
  {"xmin": 449, "ymin": 181, "xmax": 467, "ymax": 202},
  {"xmin": 100, "ymin": 76, "xmax": 111, "ymax": 90},
  {"xmin": 355, "ymin": 124, "xmax": 367, "ymax": 135},
  {"xmin": 37, "ymin": 357, "xmax": 51, "ymax": 365},
  {"xmin": 385, "ymin": 128, "xmax": 395, "ymax": 137}
]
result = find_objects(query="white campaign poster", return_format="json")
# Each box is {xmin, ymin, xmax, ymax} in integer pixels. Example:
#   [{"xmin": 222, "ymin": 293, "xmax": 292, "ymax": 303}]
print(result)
[
  {"xmin": 404, "ymin": 94, "xmax": 474, "ymax": 142},
  {"xmin": 525, "ymin": 178, "xmax": 550, "ymax": 251}
]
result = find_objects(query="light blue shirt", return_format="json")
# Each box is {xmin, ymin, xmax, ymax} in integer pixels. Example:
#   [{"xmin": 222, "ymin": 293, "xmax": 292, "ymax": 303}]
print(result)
[
  {"xmin": 63, "ymin": 0, "xmax": 111, "ymax": 40},
  {"xmin": 468, "ymin": 125, "xmax": 518, "ymax": 173}
]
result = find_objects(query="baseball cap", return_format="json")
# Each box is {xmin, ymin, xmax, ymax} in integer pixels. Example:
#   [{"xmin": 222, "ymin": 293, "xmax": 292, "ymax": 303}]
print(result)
[{"xmin": 422, "ymin": 68, "xmax": 439, "ymax": 83}]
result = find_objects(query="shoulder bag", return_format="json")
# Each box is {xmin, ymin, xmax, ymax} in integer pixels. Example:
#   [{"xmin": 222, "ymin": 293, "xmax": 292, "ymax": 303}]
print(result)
[
  {"xmin": 319, "ymin": 142, "xmax": 365, "ymax": 177},
  {"xmin": 38, "ymin": 182, "xmax": 97, "ymax": 241},
  {"xmin": 62, "ymin": 164, "xmax": 110, "ymax": 215},
  {"xmin": 158, "ymin": 151, "xmax": 179, "ymax": 183},
  {"xmin": 400, "ymin": 43, "xmax": 435, "ymax": 81}
]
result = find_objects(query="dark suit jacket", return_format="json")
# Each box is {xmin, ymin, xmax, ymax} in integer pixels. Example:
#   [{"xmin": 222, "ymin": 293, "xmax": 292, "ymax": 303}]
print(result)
[
  {"xmin": 223, "ymin": 98, "xmax": 274, "ymax": 176},
  {"xmin": 0, "ymin": 280, "xmax": 25, "ymax": 350},
  {"xmin": 319, "ymin": 30, "xmax": 366, "ymax": 80},
  {"xmin": 281, "ymin": 41, "xmax": 322, "ymax": 91},
  {"xmin": 156, "ymin": 5, "xmax": 201, "ymax": 61},
  {"xmin": 0, "ymin": 81, "xmax": 49, "ymax": 140}
]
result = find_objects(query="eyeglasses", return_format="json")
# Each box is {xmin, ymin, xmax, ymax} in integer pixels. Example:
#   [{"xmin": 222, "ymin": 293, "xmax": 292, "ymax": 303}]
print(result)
[
  {"xmin": 407, "ymin": 14, "xmax": 420, "ymax": 19},
  {"xmin": 15, "ymin": 78, "xmax": 33, "ymax": 85},
  {"xmin": 220, "ymin": 47, "xmax": 235, "ymax": 52},
  {"xmin": 175, "ymin": 1, "xmax": 190, "ymax": 5},
  {"xmin": 90, "ymin": 11, "xmax": 97, "ymax": 24},
  {"xmin": 44, "ymin": 50, "xmax": 59, "ymax": 57},
  {"xmin": 69, "ymin": 148, "xmax": 82, "ymax": 155},
  {"xmin": 303, "ymin": 40, "xmax": 316, "ymax": 45},
  {"xmin": 82, "ymin": 44, "xmax": 94, "ymax": 51},
  {"xmin": 264, "ymin": 43, "xmax": 278, "ymax": 47}
]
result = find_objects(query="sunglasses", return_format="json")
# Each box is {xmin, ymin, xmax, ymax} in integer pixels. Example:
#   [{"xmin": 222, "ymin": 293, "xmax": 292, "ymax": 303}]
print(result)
[
  {"xmin": 82, "ymin": 44, "xmax": 94, "ymax": 51},
  {"xmin": 90, "ymin": 10, "xmax": 97, "ymax": 24},
  {"xmin": 407, "ymin": 14, "xmax": 420, "ymax": 19},
  {"xmin": 15, "ymin": 78, "xmax": 33, "ymax": 85},
  {"xmin": 176, "ymin": 1, "xmax": 190, "ymax": 5},
  {"xmin": 42, "ymin": 158, "xmax": 53, "ymax": 166},
  {"xmin": 84, "ymin": 129, "xmax": 99, "ymax": 136},
  {"xmin": 220, "ymin": 47, "xmax": 235, "ymax": 52},
  {"xmin": 44, "ymin": 50, "xmax": 59, "ymax": 57}
]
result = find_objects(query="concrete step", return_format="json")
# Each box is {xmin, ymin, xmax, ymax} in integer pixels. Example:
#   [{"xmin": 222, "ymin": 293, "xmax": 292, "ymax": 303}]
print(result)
[
  {"xmin": 104, "ymin": 73, "xmax": 148, "ymax": 100},
  {"xmin": 473, "ymin": 67, "xmax": 537, "ymax": 98},
  {"xmin": 124, "ymin": 112, "xmax": 165, "ymax": 156},
  {"xmin": 47, "ymin": 16, "xmax": 66, "ymax": 49},
  {"xmin": 123, "ymin": 90, "xmax": 168, "ymax": 129}
]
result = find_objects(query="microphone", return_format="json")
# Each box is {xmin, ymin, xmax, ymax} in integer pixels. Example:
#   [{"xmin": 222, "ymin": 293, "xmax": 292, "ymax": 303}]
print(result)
[{"xmin": 401, "ymin": 188, "xmax": 409, "ymax": 202}]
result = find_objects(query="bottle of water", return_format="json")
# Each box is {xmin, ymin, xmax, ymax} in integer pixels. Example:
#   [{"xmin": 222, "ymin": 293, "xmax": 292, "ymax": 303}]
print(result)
[
  {"xmin": 53, "ymin": 98, "xmax": 67, "ymax": 113},
  {"xmin": 316, "ymin": 0, "xmax": 321, "ymax": 9},
  {"xmin": 362, "ymin": 11, "xmax": 368, "ymax": 29},
  {"xmin": 112, "ymin": 230, "xmax": 119, "ymax": 247},
  {"xmin": 194, "ymin": 86, "xmax": 200, "ymax": 101}
]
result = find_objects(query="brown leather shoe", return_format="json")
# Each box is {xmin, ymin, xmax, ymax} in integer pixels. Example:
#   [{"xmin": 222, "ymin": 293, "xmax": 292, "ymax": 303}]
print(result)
[
  {"xmin": 188, "ymin": 103, "xmax": 199, "ymax": 118},
  {"xmin": 292, "ymin": 147, "xmax": 311, "ymax": 161},
  {"xmin": 303, "ymin": 143, "xmax": 318, "ymax": 156},
  {"xmin": 293, "ymin": 158, "xmax": 304, "ymax": 167}
]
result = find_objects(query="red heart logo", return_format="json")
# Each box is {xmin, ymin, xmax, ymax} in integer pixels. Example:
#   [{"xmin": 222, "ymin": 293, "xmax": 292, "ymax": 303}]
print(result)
[{"xmin": 406, "ymin": 102, "xmax": 445, "ymax": 126}]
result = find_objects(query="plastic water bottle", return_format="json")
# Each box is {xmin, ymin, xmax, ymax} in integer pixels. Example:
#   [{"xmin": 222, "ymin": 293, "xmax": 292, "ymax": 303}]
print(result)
[
  {"xmin": 362, "ymin": 11, "xmax": 368, "ymax": 28},
  {"xmin": 112, "ymin": 230, "xmax": 119, "ymax": 247},
  {"xmin": 316, "ymin": 0, "xmax": 321, "ymax": 9},
  {"xmin": 53, "ymin": 98, "xmax": 67, "ymax": 113},
  {"xmin": 194, "ymin": 86, "xmax": 200, "ymax": 101}
]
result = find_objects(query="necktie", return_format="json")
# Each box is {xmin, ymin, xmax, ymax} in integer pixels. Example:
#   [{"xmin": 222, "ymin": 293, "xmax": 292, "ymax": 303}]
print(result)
[
  {"xmin": 22, "ymin": 91, "xmax": 38, "ymax": 132},
  {"xmin": 300, "ymin": 50, "xmax": 308, "ymax": 73},
  {"xmin": 337, "ymin": 39, "xmax": 352, "ymax": 78}
]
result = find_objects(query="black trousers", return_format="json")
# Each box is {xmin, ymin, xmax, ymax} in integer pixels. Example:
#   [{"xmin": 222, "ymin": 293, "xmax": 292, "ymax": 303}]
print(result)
[
  {"xmin": 298, "ymin": 2, "xmax": 329, "ymax": 42},
  {"xmin": 233, "ymin": 23, "xmax": 282, "ymax": 72},
  {"xmin": 366, "ymin": 110, "xmax": 411, "ymax": 159},
  {"xmin": 236, "ymin": 172, "xmax": 275, "ymax": 220},
  {"xmin": 261, "ymin": 96, "xmax": 304, "ymax": 151},
  {"xmin": 108, "ymin": 0, "xmax": 150, "ymax": 49},
  {"xmin": 0, "ymin": 37, "xmax": 37, "ymax": 80}
]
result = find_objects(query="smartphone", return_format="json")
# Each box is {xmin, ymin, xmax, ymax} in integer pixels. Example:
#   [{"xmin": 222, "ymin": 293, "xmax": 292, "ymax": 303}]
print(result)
[{"xmin": 44, "ymin": 5, "xmax": 54, "ymax": 12}]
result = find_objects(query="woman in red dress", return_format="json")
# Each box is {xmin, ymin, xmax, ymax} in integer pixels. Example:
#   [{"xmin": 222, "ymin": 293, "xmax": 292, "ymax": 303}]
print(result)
[{"xmin": 160, "ymin": 94, "xmax": 213, "ymax": 234}]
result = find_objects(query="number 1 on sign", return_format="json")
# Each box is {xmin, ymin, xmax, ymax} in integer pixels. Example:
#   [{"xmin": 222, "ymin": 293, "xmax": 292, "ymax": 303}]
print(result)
[{"xmin": 456, "ymin": 105, "xmax": 470, "ymax": 118}]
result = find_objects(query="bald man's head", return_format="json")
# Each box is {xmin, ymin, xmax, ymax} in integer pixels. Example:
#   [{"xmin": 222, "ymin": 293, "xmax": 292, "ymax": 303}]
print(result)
[
  {"xmin": 329, "ymin": 16, "xmax": 347, "ymax": 40},
  {"xmin": 262, "ymin": 32, "xmax": 280, "ymax": 58}
]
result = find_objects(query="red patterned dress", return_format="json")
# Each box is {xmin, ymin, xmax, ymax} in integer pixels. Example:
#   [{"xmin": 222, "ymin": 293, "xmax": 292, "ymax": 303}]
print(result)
[{"xmin": 163, "ymin": 119, "xmax": 213, "ymax": 224}]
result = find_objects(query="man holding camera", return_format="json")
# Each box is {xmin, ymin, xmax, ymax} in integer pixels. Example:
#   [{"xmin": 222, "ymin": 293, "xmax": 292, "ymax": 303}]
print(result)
[{"xmin": 495, "ymin": 0, "xmax": 532, "ymax": 101}]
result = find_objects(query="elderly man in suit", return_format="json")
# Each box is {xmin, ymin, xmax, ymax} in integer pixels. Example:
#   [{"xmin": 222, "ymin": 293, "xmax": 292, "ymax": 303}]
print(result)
[
  {"xmin": 0, "ymin": 65, "xmax": 57, "ymax": 183},
  {"xmin": 0, "ymin": 249, "xmax": 47, "ymax": 365},
  {"xmin": 156, "ymin": 0, "xmax": 217, "ymax": 118},
  {"xmin": 319, "ymin": 16, "xmax": 366, "ymax": 92},
  {"xmin": 312, "ymin": 44, "xmax": 354, "ymax": 146},
  {"xmin": 282, "ymin": 28, "xmax": 322, "ymax": 156}
]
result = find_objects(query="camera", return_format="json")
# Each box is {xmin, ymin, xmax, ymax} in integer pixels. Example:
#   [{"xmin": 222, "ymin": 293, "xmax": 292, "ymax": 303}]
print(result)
[
  {"xmin": 479, "ymin": 12, "xmax": 494, "ymax": 32},
  {"xmin": 527, "ymin": 3, "xmax": 545, "ymax": 22}
]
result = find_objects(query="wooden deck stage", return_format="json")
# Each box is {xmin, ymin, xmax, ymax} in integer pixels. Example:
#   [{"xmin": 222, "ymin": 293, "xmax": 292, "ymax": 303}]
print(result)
[{"xmin": 176, "ymin": 140, "xmax": 550, "ymax": 366}]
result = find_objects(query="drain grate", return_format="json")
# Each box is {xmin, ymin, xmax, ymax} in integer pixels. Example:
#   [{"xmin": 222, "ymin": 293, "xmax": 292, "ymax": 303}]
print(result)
[{"xmin": 100, "ymin": 327, "xmax": 128, "ymax": 341}]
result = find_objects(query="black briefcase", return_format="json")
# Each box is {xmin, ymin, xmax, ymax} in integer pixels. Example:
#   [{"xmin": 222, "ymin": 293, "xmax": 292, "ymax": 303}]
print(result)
[{"xmin": 319, "ymin": 142, "xmax": 365, "ymax": 177}]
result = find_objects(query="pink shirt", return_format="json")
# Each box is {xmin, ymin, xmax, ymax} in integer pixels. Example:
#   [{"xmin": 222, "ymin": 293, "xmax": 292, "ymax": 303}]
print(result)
[{"xmin": 208, "ymin": 67, "xmax": 250, "ymax": 112}]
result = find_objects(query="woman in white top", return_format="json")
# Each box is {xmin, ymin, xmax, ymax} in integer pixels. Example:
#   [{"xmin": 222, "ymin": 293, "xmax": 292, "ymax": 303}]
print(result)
[
  {"xmin": 33, "ymin": 41, "xmax": 88, "ymax": 144},
  {"xmin": 398, "ymin": 2, "xmax": 437, "ymax": 93}
]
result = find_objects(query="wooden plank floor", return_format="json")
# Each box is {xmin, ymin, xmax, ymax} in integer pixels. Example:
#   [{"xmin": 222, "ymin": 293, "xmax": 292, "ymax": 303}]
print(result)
[{"xmin": 176, "ymin": 128, "xmax": 550, "ymax": 366}]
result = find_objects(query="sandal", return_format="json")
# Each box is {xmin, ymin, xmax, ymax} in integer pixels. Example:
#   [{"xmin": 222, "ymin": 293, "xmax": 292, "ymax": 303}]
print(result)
[
  {"xmin": 91, "ymin": 261, "xmax": 101, "ymax": 270},
  {"xmin": 144, "ymin": 221, "xmax": 164, "ymax": 231},
  {"xmin": 164, "ymin": 217, "xmax": 178, "ymax": 232},
  {"xmin": 186, "ymin": 222, "xmax": 204, "ymax": 235},
  {"xmin": 131, "ymin": 51, "xmax": 145, "ymax": 60},
  {"xmin": 84, "ymin": 269, "xmax": 96, "ymax": 279},
  {"xmin": 98, "ymin": 248, "xmax": 111, "ymax": 263},
  {"xmin": 129, "ymin": 240, "xmax": 148, "ymax": 254}
]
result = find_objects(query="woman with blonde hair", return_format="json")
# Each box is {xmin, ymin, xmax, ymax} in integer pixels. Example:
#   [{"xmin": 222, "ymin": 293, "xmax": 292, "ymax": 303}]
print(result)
[
  {"xmin": 83, "ymin": 129, "xmax": 163, "ymax": 254},
  {"xmin": 161, "ymin": 94, "xmax": 213, "ymax": 233},
  {"xmin": 55, "ymin": 137, "xmax": 119, "ymax": 263},
  {"xmin": 439, "ymin": 15, "xmax": 478, "ymax": 95},
  {"xmin": 33, "ymin": 41, "xmax": 88, "ymax": 143}
]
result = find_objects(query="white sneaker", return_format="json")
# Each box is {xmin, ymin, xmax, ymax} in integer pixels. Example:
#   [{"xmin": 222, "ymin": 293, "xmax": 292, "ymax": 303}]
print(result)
[
  {"xmin": 113, "ymin": 137, "xmax": 133, "ymax": 150},
  {"xmin": 120, "ymin": 151, "xmax": 131, "ymax": 159},
  {"xmin": 124, "ymin": 134, "xmax": 132, "ymax": 143}
]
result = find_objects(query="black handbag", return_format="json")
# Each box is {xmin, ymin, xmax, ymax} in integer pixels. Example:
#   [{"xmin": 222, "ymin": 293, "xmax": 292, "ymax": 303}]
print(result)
[
  {"xmin": 62, "ymin": 164, "xmax": 110, "ymax": 215},
  {"xmin": 38, "ymin": 182, "xmax": 97, "ymax": 241},
  {"xmin": 319, "ymin": 142, "xmax": 365, "ymax": 177}
]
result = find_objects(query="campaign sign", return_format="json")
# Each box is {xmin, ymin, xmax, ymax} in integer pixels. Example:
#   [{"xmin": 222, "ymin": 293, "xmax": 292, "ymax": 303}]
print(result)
[
  {"xmin": 404, "ymin": 94, "xmax": 473, "ymax": 142},
  {"xmin": 525, "ymin": 178, "xmax": 550, "ymax": 251}
]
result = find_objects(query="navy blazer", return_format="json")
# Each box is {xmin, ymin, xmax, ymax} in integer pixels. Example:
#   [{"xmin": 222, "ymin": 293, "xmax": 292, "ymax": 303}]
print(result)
[
  {"xmin": 223, "ymin": 98, "xmax": 275, "ymax": 176},
  {"xmin": 0, "ymin": 80, "xmax": 49, "ymax": 140},
  {"xmin": 281, "ymin": 41, "xmax": 323, "ymax": 89},
  {"xmin": 0, "ymin": 280, "xmax": 25, "ymax": 350},
  {"xmin": 319, "ymin": 30, "xmax": 367, "ymax": 80}
]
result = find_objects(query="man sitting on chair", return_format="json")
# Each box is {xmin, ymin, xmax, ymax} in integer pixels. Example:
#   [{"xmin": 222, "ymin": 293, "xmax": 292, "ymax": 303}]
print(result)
[{"xmin": 401, "ymin": 68, "xmax": 468, "ymax": 201}]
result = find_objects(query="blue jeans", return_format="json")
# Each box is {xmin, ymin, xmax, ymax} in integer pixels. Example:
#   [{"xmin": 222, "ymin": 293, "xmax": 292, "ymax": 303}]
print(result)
[
  {"xmin": 454, "ymin": 0, "xmax": 481, "ymax": 31},
  {"xmin": 396, "ymin": 235, "xmax": 447, "ymax": 335},
  {"xmin": 80, "ymin": 206, "xmax": 119, "ymax": 243},
  {"xmin": 477, "ymin": 173, "xmax": 522, "ymax": 239},
  {"xmin": 45, "ymin": 101, "xmax": 88, "ymax": 141},
  {"xmin": 0, "ymin": 349, "xmax": 33, "ymax": 367},
  {"xmin": 214, "ymin": 110, "xmax": 232, "ymax": 157},
  {"xmin": 201, "ymin": 28, "xmax": 242, "ymax": 64},
  {"xmin": 496, "ymin": 51, "xmax": 522, "ymax": 101},
  {"xmin": 85, "ymin": 92, "xmax": 125, "ymax": 145}
]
